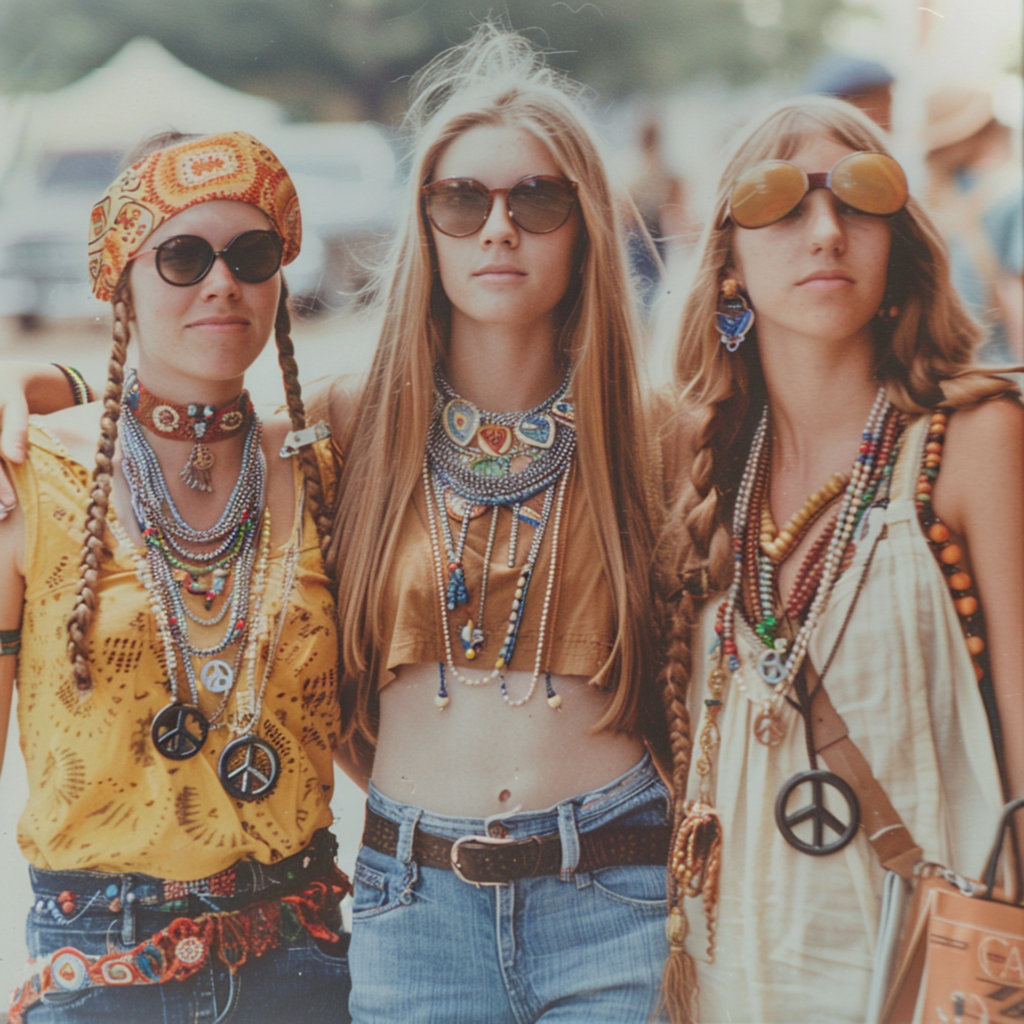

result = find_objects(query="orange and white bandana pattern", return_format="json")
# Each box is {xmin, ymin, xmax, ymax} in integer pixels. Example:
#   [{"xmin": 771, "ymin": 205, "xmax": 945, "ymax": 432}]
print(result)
[{"xmin": 88, "ymin": 130, "xmax": 301, "ymax": 301}]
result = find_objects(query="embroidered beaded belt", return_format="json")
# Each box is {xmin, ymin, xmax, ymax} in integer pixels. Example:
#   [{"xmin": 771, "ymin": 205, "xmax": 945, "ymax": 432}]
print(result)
[
  {"xmin": 9, "ymin": 873, "xmax": 350, "ymax": 1024},
  {"xmin": 30, "ymin": 829, "xmax": 340, "ymax": 912},
  {"xmin": 362, "ymin": 806, "xmax": 670, "ymax": 885}
]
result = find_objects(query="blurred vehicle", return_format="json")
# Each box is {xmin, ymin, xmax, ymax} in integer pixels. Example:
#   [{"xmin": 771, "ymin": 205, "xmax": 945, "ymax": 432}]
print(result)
[
  {"xmin": 0, "ymin": 121, "xmax": 399, "ymax": 331},
  {"xmin": 263, "ymin": 121, "xmax": 401, "ymax": 313},
  {"xmin": 0, "ymin": 146, "xmax": 120, "ymax": 330}
]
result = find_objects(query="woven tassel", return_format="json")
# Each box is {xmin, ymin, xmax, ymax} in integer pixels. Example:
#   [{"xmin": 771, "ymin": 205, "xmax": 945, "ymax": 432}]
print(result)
[{"xmin": 660, "ymin": 904, "xmax": 700, "ymax": 1024}]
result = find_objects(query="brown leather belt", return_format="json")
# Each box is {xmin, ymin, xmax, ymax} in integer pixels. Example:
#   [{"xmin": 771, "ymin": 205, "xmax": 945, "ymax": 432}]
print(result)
[{"xmin": 362, "ymin": 806, "xmax": 670, "ymax": 886}]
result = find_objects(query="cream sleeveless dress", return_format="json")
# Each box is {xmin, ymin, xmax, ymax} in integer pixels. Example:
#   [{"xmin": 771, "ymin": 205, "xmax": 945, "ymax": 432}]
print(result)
[{"xmin": 684, "ymin": 414, "xmax": 1005, "ymax": 1023}]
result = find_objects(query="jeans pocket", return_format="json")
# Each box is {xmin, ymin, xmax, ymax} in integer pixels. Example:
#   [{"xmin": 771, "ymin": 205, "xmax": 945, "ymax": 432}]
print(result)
[
  {"xmin": 590, "ymin": 864, "xmax": 667, "ymax": 912},
  {"xmin": 351, "ymin": 845, "xmax": 415, "ymax": 920}
]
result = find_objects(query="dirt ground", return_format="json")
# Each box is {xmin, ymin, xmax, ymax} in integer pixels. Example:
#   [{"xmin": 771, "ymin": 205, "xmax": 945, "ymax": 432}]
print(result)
[{"xmin": 0, "ymin": 306, "xmax": 375, "ymax": 998}]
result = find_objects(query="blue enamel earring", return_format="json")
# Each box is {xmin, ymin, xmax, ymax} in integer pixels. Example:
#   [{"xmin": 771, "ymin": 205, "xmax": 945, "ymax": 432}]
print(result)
[{"xmin": 714, "ymin": 278, "xmax": 754, "ymax": 353}]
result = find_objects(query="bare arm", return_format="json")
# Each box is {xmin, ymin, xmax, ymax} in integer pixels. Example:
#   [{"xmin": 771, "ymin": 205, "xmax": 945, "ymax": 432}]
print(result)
[{"xmin": 0, "ymin": 487, "xmax": 26, "ymax": 776}]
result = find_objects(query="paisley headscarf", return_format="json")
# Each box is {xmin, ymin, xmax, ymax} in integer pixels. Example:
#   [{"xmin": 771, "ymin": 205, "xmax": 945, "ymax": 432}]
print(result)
[{"xmin": 88, "ymin": 130, "xmax": 301, "ymax": 301}]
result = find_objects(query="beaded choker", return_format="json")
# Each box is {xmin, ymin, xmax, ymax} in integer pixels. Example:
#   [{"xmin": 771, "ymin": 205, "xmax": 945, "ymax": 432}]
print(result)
[
  {"xmin": 423, "ymin": 370, "xmax": 576, "ymax": 709},
  {"xmin": 124, "ymin": 370, "xmax": 254, "ymax": 492}
]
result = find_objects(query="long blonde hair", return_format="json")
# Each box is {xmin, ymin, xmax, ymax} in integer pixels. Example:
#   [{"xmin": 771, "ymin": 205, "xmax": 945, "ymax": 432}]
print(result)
[
  {"xmin": 655, "ymin": 95, "xmax": 1020, "ymax": 1024},
  {"xmin": 331, "ymin": 25, "xmax": 658, "ymax": 748}
]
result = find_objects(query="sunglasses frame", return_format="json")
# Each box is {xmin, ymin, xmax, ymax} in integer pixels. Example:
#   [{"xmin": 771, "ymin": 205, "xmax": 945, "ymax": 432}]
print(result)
[
  {"xmin": 726, "ymin": 151, "xmax": 908, "ymax": 230},
  {"xmin": 420, "ymin": 174, "xmax": 579, "ymax": 237},
  {"xmin": 143, "ymin": 229, "xmax": 284, "ymax": 287}
]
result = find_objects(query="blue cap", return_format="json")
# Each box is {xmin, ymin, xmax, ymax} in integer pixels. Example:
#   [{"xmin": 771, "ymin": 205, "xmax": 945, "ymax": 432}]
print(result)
[{"xmin": 804, "ymin": 53, "xmax": 894, "ymax": 97}]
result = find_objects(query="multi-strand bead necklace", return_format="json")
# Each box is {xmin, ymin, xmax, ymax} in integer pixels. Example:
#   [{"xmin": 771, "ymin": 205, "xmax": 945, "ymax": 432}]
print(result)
[
  {"xmin": 119, "ymin": 371, "xmax": 284, "ymax": 799},
  {"xmin": 423, "ymin": 370, "xmax": 575, "ymax": 709},
  {"xmin": 711, "ymin": 385, "xmax": 902, "ymax": 745}
]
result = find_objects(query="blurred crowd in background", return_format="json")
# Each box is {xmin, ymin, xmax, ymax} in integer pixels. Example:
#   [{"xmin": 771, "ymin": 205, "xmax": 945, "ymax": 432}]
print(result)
[{"xmin": 0, "ymin": 0, "xmax": 1020, "ymax": 369}]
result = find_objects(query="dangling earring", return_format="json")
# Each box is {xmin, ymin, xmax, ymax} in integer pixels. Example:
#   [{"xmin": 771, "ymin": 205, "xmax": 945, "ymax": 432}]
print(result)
[{"xmin": 714, "ymin": 278, "xmax": 755, "ymax": 353}]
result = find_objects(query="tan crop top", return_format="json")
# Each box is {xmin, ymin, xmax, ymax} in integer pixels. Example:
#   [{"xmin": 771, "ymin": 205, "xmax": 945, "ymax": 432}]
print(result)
[
  {"xmin": 9, "ymin": 424, "xmax": 341, "ymax": 879},
  {"xmin": 382, "ymin": 465, "xmax": 617, "ymax": 687}
]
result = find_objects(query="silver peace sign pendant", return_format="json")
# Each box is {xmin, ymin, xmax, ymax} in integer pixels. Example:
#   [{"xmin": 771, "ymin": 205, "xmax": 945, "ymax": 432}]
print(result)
[
  {"xmin": 151, "ymin": 702, "xmax": 209, "ymax": 760},
  {"xmin": 218, "ymin": 736, "xmax": 280, "ymax": 801},
  {"xmin": 757, "ymin": 648, "xmax": 787, "ymax": 686},
  {"xmin": 200, "ymin": 659, "xmax": 234, "ymax": 694},
  {"xmin": 774, "ymin": 769, "xmax": 860, "ymax": 856}
]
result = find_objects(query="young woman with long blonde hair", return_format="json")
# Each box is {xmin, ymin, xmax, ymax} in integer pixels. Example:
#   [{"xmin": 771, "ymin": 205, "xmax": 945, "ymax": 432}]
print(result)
[
  {"xmin": 324, "ymin": 26, "xmax": 672, "ymax": 1022},
  {"xmin": 656, "ymin": 95, "xmax": 1023, "ymax": 1023}
]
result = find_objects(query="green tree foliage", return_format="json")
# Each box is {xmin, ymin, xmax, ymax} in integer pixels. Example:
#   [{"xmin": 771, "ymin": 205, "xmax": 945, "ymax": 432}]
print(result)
[{"xmin": 0, "ymin": 0, "xmax": 852, "ymax": 120}]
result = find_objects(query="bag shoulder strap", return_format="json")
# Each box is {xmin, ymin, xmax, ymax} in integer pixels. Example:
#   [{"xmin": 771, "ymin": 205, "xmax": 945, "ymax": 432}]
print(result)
[{"xmin": 802, "ymin": 659, "xmax": 923, "ymax": 880}]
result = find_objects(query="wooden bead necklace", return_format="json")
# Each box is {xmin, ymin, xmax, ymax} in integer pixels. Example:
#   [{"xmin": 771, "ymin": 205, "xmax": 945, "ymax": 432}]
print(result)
[
  {"xmin": 758, "ymin": 470, "xmax": 849, "ymax": 563},
  {"xmin": 913, "ymin": 408, "xmax": 989, "ymax": 683}
]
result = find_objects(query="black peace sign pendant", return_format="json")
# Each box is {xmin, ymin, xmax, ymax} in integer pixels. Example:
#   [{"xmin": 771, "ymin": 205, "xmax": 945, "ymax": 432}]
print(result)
[
  {"xmin": 218, "ymin": 736, "xmax": 280, "ymax": 801},
  {"xmin": 151, "ymin": 702, "xmax": 209, "ymax": 760},
  {"xmin": 774, "ymin": 769, "xmax": 860, "ymax": 856}
]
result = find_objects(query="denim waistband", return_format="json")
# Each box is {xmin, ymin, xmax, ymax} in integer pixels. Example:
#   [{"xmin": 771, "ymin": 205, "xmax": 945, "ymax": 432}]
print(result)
[
  {"xmin": 368, "ymin": 753, "xmax": 665, "ymax": 843},
  {"xmin": 29, "ymin": 828, "xmax": 339, "ymax": 914}
]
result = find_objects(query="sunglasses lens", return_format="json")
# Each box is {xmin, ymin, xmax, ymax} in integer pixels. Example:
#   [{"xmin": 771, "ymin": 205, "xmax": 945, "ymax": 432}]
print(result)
[
  {"xmin": 830, "ymin": 152, "xmax": 908, "ymax": 216},
  {"xmin": 155, "ymin": 235, "xmax": 214, "ymax": 285},
  {"xmin": 425, "ymin": 181, "xmax": 492, "ymax": 237},
  {"xmin": 508, "ymin": 177, "xmax": 577, "ymax": 233},
  {"xmin": 730, "ymin": 161, "xmax": 809, "ymax": 229},
  {"xmin": 225, "ymin": 230, "xmax": 284, "ymax": 282}
]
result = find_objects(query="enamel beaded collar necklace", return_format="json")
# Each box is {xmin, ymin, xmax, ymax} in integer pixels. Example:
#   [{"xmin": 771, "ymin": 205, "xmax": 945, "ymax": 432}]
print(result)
[{"xmin": 426, "ymin": 366, "xmax": 576, "ymax": 506}]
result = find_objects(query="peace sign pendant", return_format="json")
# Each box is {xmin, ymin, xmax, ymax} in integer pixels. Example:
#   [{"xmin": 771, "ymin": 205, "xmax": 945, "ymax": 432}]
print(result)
[
  {"xmin": 218, "ymin": 736, "xmax": 280, "ymax": 801},
  {"xmin": 151, "ymin": 702, "xmax": 209, "ymax": 760},
  {"xmin": 753, "ymin": 709, "xmax": 786, "ymax": 747},
  {"xmin": 200, "ymin": 659, "xmax": 234, "ymax": 694},
  {"xmin": 774, "ymin": 769, "xmax": 860, "ymax": 856}
]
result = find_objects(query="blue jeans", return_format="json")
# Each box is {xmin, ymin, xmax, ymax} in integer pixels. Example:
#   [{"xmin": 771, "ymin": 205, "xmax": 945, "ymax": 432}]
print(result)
[
  {"xmin": 349, "ymin": 754, "xmax": 669, "ymax": 1023},
  {"xmin": 14, "ymin": 860, "xmax": 351, "ymax": 1023}
]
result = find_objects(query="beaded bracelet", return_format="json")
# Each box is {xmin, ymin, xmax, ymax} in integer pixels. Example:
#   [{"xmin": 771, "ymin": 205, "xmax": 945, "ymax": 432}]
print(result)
[
  {"xmin": 51, "ymin": 364, "xmax": 94, "ymax": 406},
  {"xmin": 0, "ymin": 627, "xmax": 21, "ymax": 656}
]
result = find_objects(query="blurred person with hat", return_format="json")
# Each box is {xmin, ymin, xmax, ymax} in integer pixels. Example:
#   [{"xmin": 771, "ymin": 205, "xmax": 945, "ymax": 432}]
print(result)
[
  {"xmin": 802, "ymin": 52, "xmax": 895, "ymax": 131},
  {"xmin": 923, "ymin": 81, "xmax": 1023, "ymax": 362}
]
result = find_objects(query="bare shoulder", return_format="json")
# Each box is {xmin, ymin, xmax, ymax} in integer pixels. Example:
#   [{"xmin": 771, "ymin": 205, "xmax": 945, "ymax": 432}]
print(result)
[
  {"xmin": 935, "ymin": 396, "xmax": 1024, "ymax": 536},
  {"xmin": 944, "ymin": 395, "xmax": 1024, "ymax": 466}
]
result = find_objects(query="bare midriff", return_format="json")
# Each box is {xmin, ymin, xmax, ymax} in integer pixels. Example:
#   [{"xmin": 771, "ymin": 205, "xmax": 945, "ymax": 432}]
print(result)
[{"xmin": 372, "ymin": 662, "xmax": 645, "ymax": 817}]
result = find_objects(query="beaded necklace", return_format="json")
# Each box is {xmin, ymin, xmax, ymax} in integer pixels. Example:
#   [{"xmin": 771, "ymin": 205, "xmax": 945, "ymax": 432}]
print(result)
[
  {"xmin": 119, "ymin": 371, "xmax": 280, "ymax": 795},
  {"xmin": 713, "ymin": 386, "xmax": 900, "ymax": 744},
  {"xmin": 426, "ymin": 366, "xmax": 576, "ymax": 505},
  {"xmin": 422, "ymin": 371, "xmax": 575, "ymax": 710},
  {"xmin": 913, "ymin": 408, "xmax": 989, "ymax": 683}
]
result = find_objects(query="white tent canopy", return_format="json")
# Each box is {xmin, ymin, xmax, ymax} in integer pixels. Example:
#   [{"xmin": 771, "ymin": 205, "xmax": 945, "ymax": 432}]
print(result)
[{"xmin": 16, "ymin": 37, "xmax": 286, "ymax": 156}]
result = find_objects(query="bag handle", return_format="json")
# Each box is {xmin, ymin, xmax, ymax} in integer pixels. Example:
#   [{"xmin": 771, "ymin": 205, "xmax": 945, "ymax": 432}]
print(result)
[{"xmin": 980, "ymin": 796, "xmax": 1024, "ymax": 904}]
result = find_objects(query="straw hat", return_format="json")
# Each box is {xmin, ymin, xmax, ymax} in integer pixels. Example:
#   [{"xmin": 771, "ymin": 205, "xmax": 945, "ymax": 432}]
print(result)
[{"xmin": 925, "ymin": 84, "xmax": 996, "ymax": 152}]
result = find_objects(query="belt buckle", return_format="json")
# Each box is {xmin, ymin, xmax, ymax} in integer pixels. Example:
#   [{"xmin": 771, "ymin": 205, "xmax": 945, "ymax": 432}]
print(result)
[{"xmin": 450, "ymin": 833, "xmax": 518, "ymax": 887}]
